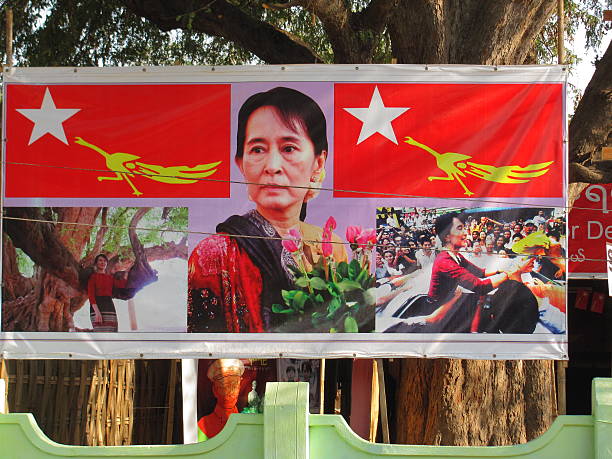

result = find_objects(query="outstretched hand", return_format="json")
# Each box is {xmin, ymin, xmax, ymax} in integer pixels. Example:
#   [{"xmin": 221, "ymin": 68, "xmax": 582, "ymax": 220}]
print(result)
[
  {"xmin": 507, "ymin": 257, "xmax": 534, "ymax": 281},
  {"xmin": 93, "ymin": 309, "xmax": 103, "ymax": 324}
]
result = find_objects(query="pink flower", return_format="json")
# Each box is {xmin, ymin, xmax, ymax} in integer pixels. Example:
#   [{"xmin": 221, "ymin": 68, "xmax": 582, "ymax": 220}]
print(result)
[
  {"xmin": 345, "ymin": 225, "xmax": 362, "ymax": 244},
  {"xmin": 282, "ymin": 228, "xmax": 302, "ymax": 253},
  {"xmin": 321, "ymin": 228, "xmax": 333, "ymax": 257},
  {"xmin": 356, "ymin": 228, "xmax": 377, "ymax": 247},
  {"xmin": 324, "ymin": 216, "xmax": 337, "ymax": 233}
]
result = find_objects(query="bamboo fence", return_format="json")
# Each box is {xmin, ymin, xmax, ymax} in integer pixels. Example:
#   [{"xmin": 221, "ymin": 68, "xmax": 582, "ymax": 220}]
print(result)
[{"xmin": 2, "ymin": 359, "xmax": 182, "ymax": 446}]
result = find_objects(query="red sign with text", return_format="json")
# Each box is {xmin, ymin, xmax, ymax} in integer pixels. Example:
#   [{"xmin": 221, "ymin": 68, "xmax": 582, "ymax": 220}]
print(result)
[{"xmin": 568, "ymin": 184, "xmax": 612, "ymax": 275}]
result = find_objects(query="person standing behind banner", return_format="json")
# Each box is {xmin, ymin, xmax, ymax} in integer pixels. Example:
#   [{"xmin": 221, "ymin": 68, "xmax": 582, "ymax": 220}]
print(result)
[
  {"xmin": 188, "ymin": 87, "xmax": 346, "ymax": 333},
  {"xmin": 415, "ymin": 239, "xmax": 436, "ymax": 270},
  {"xmin": 88, "ymin": 254, "xmax": 127, "ymax": 332}
]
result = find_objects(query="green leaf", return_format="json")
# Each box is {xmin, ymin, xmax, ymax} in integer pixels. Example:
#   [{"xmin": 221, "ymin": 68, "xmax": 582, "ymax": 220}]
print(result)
[
  {"xmin": 327, "ymin": 282, "xmax": 340, "ymax": 297},
  {"xmin": 326, "ymin": 297, "xmax": 342, "ymax": 319},
  {"xmin": 344, "ymin": 315, "xmax": 359, "ymax": 333},
  {"xmin": 295, "ymin": 276, "xmax": 310, "ymax": 288},
  {"xmin": 312, "ymin": 311, "xmax": 325, "ymax": 320},
  {"xmin": 336, "ymin": 261, "xmax": 349, "ymax": 279},
  {"xmin": 310, "ymin": 277, "xmax": 327, "ymax": 290},
  {"xmin": 348, "ymin": 259, "xmax": 361, "ymax": 280},
  {"xmin": 292, "ymin": 290, "xmax": 308, "ymax": 312},
  {"xmin": 337, "ymin": 279, "xmax": 361, "ymax": 293},
  {"xmin": 272, "ymin": 304, "xmax": 295, "ymax": 314},
  {"xmin": 310, "ymin": 267, "xmax": 323, "ymax": 278},
  {"xmin": 281, "ymin": 289, "xmax": 298, "ymax": 305},
  {"xmin": 314, "ymin": 294, "xmax": 324, "ymax": 303},
  {"xmin": 356, "ymin": 269, "xmax": 368, "ymax": 288}
]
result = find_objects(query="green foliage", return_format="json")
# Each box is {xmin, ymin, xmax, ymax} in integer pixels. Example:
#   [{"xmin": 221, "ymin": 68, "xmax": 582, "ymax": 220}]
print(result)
[
  {"xmin": 533, "ymin": 0, "xmax": 610, "ymax": 65},
  {"xmin": 273, "ymin": 258, "xmax": 376, "ymax": 333},
  {"xmin": 1, "ymin": 0, "xmax": 258, "ymax": 66},
  {"xmin": 531, "ymin": 0, "xmax": 611, "ymax": 110},
  {"xmin": 15, "ymin": 247, "xmax": 35, "ymax": 277},
  {"xmin": 1, "ymin": 0, "xmax": 609, "ymax": 68},
  {"xmin": 83, "ymin": 207, "xmax": 187, "ymax": 259}
]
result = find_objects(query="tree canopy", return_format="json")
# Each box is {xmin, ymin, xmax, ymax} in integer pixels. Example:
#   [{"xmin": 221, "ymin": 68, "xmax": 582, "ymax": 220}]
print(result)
[
  {"xmin": 1, "ymin": 0, "xmax": 611, "ymax": 445},
  {"xmin": 1, "ymin": 1, "xmax": 611, "ymax": 182}
]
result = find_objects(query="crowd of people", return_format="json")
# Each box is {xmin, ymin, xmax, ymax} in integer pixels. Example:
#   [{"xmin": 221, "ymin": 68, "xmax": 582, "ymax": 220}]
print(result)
[
  {"xmin": 374, "ymin": 207, "xmax": 567, "ymax": 334},
  {"xmin": 375, "ymin": 207, "xmax": 566, "ymax": 282}
]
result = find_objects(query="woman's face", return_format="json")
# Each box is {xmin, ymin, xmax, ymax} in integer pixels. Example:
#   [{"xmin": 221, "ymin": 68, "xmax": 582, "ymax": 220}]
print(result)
[
  {"xmin": 237, "ymin": 106, "xmax": 325, "ymax": 214},
  {"xmin": 95, "ymin": 256, "xmax": 107, "ymax": 272},
  {"xmin": 446, "ymin": 218, "xmax": 466, "ymax": 249}
]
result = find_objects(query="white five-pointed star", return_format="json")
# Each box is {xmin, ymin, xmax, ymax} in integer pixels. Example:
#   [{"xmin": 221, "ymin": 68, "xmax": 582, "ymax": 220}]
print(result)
[
  {"xmin": 16, "ymin": 88, "xmax": 80, "ymax": 145},
  {"xmin": 344, "ymin": 86, "xmax": 410, "ymax": 144}
]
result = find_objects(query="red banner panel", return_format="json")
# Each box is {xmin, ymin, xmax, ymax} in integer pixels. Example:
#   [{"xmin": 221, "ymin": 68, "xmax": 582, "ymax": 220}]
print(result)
[
  {"xmin": 334, "ymin": 83, "xmax": 563, "ymax": 198},
  {"xmin": 568, "ymin": 184, "xmax": 612, "ymax": 275},
  {"xmin": 5, "ymin": 84, "xmax": 231, "ymax": 198}
]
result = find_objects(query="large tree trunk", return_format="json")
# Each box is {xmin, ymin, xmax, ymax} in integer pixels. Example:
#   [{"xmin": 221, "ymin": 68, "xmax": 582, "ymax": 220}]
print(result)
[
  {"xmin": 391, "ymin": 359, "xmax": 556, "ymax": 445},
  {"xmin": 384, "ymin": 1, "xmax": 560, "ymax": 445},
  {"xmin": 2, "ymin": 207, "xmax": 188, "ymax": 331},
  {"xmin": 2, "ymin": 207, "xmax": 98, "ymax": 331},
  {"xmin": 569, "ymin": 39, "xmax": 612, "ymax": 183}
]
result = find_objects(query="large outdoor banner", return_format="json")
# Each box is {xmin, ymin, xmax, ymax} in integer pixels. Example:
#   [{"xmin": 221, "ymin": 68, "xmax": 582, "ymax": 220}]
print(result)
[{"xmin": 0, "ymin": 65, "xmax": 567, "ymax": 359}]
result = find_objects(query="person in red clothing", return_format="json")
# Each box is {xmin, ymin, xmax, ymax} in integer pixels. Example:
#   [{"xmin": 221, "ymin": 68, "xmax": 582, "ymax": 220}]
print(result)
[
  {"xmin": 88, "ymin": 254, "xmax": 127, "ymax": 332},
  {"xmin": 188, "ymin": 87, "xmax": 346, "ymax": 333},
  {"xmin": 386, "ymin": 212, "xmax": 536, "ymax": 333}
]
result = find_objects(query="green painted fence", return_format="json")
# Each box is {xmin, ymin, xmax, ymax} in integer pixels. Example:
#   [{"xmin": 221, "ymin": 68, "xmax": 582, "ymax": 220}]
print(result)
[{"xmin": 1, "ymin": 378, "xmax": 610, "ymax": 459}]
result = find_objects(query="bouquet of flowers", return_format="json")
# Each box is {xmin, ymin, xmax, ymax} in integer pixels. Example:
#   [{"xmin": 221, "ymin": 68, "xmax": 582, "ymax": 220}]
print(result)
[{"xmin": 272, "ymin": 217, "xmax": 377, "ymax": 332}]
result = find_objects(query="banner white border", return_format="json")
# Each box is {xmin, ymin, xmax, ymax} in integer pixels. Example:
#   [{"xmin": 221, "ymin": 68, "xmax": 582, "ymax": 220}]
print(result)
[
  {"xmin": 0, "ymin": 331, "xmax": 567, "ymax": 360},
  {"xmin": 1, "ymin": 65, "xmax": 569, "ymax": 360},
  {"xmin": 3, "ymin": 64, "xmax": 567, "ymax": 84}
]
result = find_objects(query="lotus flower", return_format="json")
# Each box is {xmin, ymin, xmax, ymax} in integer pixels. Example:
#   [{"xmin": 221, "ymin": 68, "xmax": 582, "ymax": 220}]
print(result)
[{"xmin": 282, "ymin": 228, "xmax": 302, "ymax": 253}]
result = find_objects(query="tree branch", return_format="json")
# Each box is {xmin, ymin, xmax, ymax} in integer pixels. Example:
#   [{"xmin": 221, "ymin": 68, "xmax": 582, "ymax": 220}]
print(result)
[
  {"xmin": 388, "ymin": 0, "xmax": 554, "ymax": 64},
  {"xmin": 120, "ymin": 0, "xmax": 322, "ymax": 64},
  {"xmin": 3, "ymin": 208, "xmax": 82, "ymax": 290},
  {"xmin": 569, "ymin": 39, "xmax": 612, "ymax": 179},
  {"xmin": 353, "ymin": 0, "xmax": 398, "ymax": 33},
  {"xmin": 144, "ymin": 239, "xmax": 188, "ymax": 261},
  {"xmin": 306, "ymin": 0, "xmax": 396, "ymax": 63},
  {"xmin": 82, "ymin": 207, "xmax": 108, "ymax": 266},
  {"xmin": 569, "ymin": 162, "xmax": 612, "ymax": 184}
]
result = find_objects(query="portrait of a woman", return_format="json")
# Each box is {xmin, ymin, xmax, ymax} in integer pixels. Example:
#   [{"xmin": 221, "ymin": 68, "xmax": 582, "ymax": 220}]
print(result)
[
  {"xmin": 188, "ymin": 87, "xmax": 346, "ymax": 333},
  {"xmin": 88, "ymin": 254, "xmax": 127, "ymax": 332}
]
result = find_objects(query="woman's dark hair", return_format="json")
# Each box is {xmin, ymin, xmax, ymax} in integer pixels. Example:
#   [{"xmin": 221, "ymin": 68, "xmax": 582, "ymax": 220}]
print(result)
[
  {"xmin": 235, "ymin": 87, "xmax": 328, "ymax": 159},
  {"xmin": 435, "ymin": 211, "xmax": 465, "ymax": 245},
  {"xmin": 94, "ymin": 254, "xmax": 108, "ymax": 264}
]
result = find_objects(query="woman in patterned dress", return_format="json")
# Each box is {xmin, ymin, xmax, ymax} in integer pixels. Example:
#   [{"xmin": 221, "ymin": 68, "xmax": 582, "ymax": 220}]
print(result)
[{"xmin": 188, "ymin": 87, "xmax": 346, "ymax": 333}]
